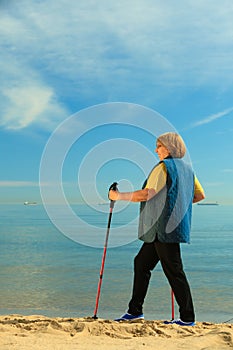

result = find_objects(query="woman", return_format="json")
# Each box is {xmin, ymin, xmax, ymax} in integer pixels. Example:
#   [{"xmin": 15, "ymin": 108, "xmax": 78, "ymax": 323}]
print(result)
[{"xmin": 109, "ymin": 132, "xmax": 205, "ymax": 326}]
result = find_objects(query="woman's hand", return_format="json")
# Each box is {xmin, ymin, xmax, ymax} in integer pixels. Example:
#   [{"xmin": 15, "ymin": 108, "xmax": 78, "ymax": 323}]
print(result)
[{"xmin": 109, "ymin": 189, "xmax": 119, "ymax": 201}]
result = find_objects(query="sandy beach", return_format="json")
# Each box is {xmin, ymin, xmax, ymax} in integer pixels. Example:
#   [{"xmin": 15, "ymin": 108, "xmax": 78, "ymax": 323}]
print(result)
[{"xmin": 0, "ymin": 315, "xmax": 232, "ymax": 350}]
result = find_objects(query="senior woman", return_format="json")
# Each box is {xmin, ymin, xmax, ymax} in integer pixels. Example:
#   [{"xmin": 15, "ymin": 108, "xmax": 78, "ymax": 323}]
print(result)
[{"xmin": 109, "ymin": 132, "xmax": 205, "ymax": 326}]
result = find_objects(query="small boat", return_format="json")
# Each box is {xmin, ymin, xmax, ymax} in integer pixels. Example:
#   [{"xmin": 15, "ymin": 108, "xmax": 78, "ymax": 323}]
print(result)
[{"xmin": 24, "ymin": 201, "xmax": 37, "ymax": 205}]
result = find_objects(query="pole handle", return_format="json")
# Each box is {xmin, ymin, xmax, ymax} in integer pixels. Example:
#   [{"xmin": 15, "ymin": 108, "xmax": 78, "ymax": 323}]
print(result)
[
  {"xmin": 108, "ymin": 182, "xmax": 118, "ymax": 192},
  {"xmin": 108, "ymin": 182, "xmax": 118, "ymax": 208}
]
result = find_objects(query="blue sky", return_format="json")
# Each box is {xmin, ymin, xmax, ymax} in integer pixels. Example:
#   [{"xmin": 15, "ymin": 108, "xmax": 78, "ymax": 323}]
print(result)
[{"xmin": 1, "ymin": 0, "xmax": 233, "ymax": 205}]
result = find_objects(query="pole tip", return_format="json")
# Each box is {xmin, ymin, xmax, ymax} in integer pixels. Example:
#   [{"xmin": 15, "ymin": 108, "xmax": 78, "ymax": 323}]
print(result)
[{"xmin": 92, "ymin": 315, "xmax": 98, "ymax": 320}]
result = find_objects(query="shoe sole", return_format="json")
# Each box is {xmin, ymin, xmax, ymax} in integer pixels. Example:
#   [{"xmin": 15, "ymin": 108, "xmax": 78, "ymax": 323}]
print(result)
[{"xmin": 115, "ymin": 317, "xmax": 144, "ymax": 322}]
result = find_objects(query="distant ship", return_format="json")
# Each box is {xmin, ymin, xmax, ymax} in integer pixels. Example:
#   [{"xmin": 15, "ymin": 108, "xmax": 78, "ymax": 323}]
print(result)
[
  {"xmin": 24, "ymin": 201, "xmax": 37, "ymax": 205},
  {"xmin": 197, "ymin": 202, "xmax": 219, "ymax": 206}
]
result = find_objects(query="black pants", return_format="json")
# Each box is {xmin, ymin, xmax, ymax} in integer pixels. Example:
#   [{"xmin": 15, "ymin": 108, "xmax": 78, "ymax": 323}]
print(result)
[{"xmin": 128, "ymin": 241, "xmax": 195, "ymax": 322}]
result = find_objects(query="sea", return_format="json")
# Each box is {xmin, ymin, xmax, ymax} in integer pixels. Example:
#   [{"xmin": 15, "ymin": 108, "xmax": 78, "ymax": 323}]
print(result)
[{"xmin": 0, "ymin": 203, "xmax": 232, "ymax": 323}]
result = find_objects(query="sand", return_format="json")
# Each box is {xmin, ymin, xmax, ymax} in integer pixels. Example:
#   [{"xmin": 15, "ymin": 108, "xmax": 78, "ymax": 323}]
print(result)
[{"xmin": 0, "ymin": 315, "xmax": 232, "ymax": 350}]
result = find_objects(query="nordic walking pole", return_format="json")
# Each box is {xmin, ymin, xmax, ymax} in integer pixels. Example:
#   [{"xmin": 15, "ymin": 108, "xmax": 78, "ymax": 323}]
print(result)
[
  {"xmin": 93, "ymin": 182, "xmax": 118, "ymax": 320},
  {"xmin": 171, "ymin": 289, "xmax": 175, "ymax": 320}
]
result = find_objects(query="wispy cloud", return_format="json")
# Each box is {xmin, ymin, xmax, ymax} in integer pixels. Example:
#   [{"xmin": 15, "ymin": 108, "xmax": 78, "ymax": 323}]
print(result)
[
  {"xmin": 204, "ymin": 182, "xmax": 225, "ymax": 187},
  {"xmin": 0, "ymin": 181, "xmax": 39, "ymax": 187},
  {"xmin": 190, "ymin": 107, "xmax": 233, "ymax": 128},
  {"xmin": 0, "ymin": 181, "xmax": 72, "ymax": 187},
  {"xmin": 2, "ymin": 84, "xmax": 69, "ymax": 130},
  {"xmin": 221, "ymin": 169, "xmax": 233, "ymax": 173},
  {"xmin": 1, "ymin": 1, "xmax": 233, "ymax": 130}
]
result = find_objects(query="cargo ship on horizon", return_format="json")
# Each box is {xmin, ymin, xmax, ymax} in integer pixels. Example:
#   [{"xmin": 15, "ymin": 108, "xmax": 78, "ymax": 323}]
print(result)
[{"xmin": 197, "ymin": 201, "xmax": 219, "ymax": 206}]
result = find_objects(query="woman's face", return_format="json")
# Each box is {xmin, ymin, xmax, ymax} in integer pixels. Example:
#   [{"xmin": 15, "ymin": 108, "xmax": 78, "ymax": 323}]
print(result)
[{"xmin": 155, "ymin": 141, "xmax": 170, "ymax": 160}]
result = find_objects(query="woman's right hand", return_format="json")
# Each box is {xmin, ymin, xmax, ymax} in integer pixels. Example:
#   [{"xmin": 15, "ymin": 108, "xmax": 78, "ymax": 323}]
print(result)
[{"xmin": 109, "ymin": 189, "xmax": 119, "ymax": 201}]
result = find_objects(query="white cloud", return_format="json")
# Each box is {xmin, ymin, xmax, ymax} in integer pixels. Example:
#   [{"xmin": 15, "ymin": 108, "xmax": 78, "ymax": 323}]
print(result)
[
  {"xmin": 0, "ymin": 181, "xmax": 38, "ymax": 187},
  {"xmin": 2, "ymin": 84, "xmax": 68, "ymax": 130},
  {"xmin": 222, "ymin": 169, "xmax": 233, "ymax": 173},
  {"xmin": 0, "ymin": 181, "xmax": 68, "ymax": 187},
  {"xmin": 190, "ymin": 107, "xmax": 233, "ymax": 128},
  {"xmin": 1, "ymin": 0, "xmax": 233, "ymax": 130},
  {"xmin": 204, "ymin": 182, "xmax": 225, "ymax": 187}
]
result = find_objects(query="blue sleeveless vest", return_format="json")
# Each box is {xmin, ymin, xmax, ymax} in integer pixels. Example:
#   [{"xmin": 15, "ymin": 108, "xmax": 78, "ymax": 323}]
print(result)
[{"xmin": 138, "ymin": 158, "xmax": 194, "ymax": 243}]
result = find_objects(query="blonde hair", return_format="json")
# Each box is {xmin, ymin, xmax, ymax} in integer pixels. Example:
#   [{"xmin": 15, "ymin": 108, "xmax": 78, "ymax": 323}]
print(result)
[{"xmin": 157, "ymin": 132, "xmax": 186, "ymax": 158}]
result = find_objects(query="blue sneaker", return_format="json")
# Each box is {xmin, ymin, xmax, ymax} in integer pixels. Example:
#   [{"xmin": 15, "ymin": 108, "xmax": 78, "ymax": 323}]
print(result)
[
  {"xmin": 164, "ymin": 319, "xmax": 195, "ymax": 326},
  {"xmin": 114, "ymin": 313, "xmax": 144, "ymax": 322}
]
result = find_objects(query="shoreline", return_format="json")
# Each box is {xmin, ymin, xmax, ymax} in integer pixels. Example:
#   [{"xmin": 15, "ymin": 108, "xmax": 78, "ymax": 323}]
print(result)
[{"xmin": 0, "ymin": 314, "xmax": 232, "ymax": 350}]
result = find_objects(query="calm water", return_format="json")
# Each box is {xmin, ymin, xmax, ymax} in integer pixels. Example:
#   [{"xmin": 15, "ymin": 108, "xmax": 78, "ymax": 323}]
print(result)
[{"xmin": 0, "ymin": 203, "xmax": 232, "ymax": 323}]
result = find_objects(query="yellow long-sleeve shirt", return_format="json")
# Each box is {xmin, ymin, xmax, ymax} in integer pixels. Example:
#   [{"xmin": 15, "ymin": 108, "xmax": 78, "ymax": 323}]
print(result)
[{"xmin": 145, "ymin": 162, "xmax": 204, "ymax": 195}]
